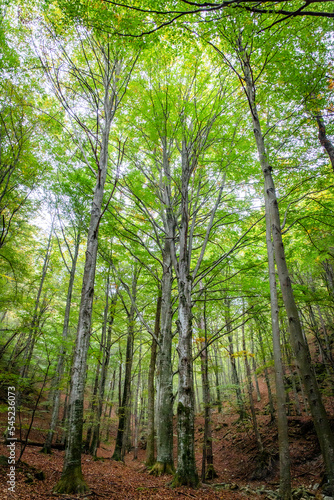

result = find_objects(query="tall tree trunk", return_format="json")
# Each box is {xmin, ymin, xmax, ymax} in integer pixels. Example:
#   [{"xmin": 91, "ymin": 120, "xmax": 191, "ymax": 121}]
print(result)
[
  {"xmin": 240, "ymin": 43, "xmax": 334, "ymax": 496},
  {"xmin": 151, "ymin": 239, "xmax": 175, "ymax": 475},
  {"xmin": 61, "ymin": 382, "xmax": 69, "ymax": 446},
  {"xmin": 20, "ymin": 223, "xmax": 53, "ymax": 383},
  {"xmin": 133, "ymin": 342, "xmax": 142, "ymax": 460},
  {"xmin": 112, "ymin": 268, "xmax": 138, "ymax": 462},
  {"xmin": 84, "ymin": 353, "xmax": 101, "ymax": 453},
  {"xmin": 42, "ymin": 232, "xmax": 80, "ymax": 454},
  {"xmin": 105, "ymin": 369, "xmax": 116, "ymax": 442},
  {"xmin": 250, "ymin": 332, "xmax": 261, "ymax": 402},
  {"xmin": 90, "ymin": 278, "xmax": 118, "ymax": 457},
  {"xmin": 146, "ymin": 292, "xmax": 161, "ymax": 467},
  {"xmin": 257, "ymin": 327, "xmax": 275, "ymax": 422},
  {"xmin": 53, "ymin": 61, "xmax": 115, "ymax": 496},
  {"xmin": 172, "ymin": 142, "xmax": 199, "ymax": 488},
  {"xmin": 265, "ymin": 198, "xmax": 291, "ymax": 499},
  {"xmin": 199, "ymin": 299, "xmax": 216, "ymax": 482},
  {"xmin": 242, "ymin": 323, "xmax": 263, "ymax": 454},
  {"xmin": 226, "ymin": 299, "xmax": 246, "ymax": 420},
  {"xmin": 212, "ymin": 344, "xmax": 222, "ymax": 412}
]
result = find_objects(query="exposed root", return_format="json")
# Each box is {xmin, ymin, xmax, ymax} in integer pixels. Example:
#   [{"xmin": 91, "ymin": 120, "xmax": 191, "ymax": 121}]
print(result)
[{"xmin": 250, "ymin": 449, "xmax": 277, "ymax": 480}]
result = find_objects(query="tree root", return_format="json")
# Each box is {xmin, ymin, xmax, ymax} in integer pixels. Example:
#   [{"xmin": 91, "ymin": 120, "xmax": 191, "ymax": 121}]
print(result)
[{"xmin": 250, "ymin": 449, "xmax": 277, "ymax": 480}]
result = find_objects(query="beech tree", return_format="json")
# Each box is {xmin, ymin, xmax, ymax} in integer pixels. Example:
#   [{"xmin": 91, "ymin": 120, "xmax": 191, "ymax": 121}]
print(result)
[
  {"xmin": 35, "ymin": 15, "xmax": 139, "ymax": 492},
  {"xmin": 2, "ymin": 2, "xmax": 334, "ymax": 498}
]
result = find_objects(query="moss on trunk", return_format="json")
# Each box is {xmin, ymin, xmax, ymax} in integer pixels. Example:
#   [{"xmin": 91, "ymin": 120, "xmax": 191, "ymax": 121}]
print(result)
[
  {"xmin": 53, "ymin": 465, "xmax": 89, "ymax": 494},
  {"xmin": 149, "ymin": 461, "xmax": 175, "ymax": 476},
  {"xmin": 40, "ymin": 444, "xmax": 51, "ymax": 455},
  {"xmin": 171, "ymin": 470, "xmax": 200, "ymax": 488},
  {"xmin": 205, "ymin": 464, "xmax": 218, "ymax": 481}
]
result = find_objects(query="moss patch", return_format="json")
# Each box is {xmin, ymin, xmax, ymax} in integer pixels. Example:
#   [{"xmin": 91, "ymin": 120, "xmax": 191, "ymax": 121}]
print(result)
[
  {"xmin": 149, "ymin": 461, "xmax": 175, "ymax": 476},
  {"xmin": 53, "ymin": 465, "xmax": 90, "ymax": 494}
]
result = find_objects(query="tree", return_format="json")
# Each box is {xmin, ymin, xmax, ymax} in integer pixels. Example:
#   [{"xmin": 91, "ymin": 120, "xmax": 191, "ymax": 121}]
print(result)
[{"xmin": 36, "ymin": 17, "xmax": 138, "ymax": 493}]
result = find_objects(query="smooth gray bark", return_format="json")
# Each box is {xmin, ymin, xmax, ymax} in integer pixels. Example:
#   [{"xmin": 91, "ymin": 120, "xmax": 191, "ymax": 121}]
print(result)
[
  {"xmin": 90, "ymin": 288, "xmax": 118, "ymax": 456},
  {"xmin": 212, "ymin": 344, "xmax": 222, "ymax": 412},
  {"xmin": 146, "ymin": 292, "xmax": 161, "ymax": 466},
  {"xmin": 257, "ymin": 327, "xmax": 275, "ymax": 422},
  {"xmin": 242, "ymin": 323, "xmax": 263, "ymax": 454},
  {"xmin": 53, "ymin": 40, "xmax": 136, "ymax": 493},
  {"xmin": 226, "ymin": 299, "xmax": 246, "ymax": 420},
  {"xmin": 150, "ymin": 138, "xmax": 176, "ymax": 476},
  {"xmin": 265, "ymin": 202, "xmax": 291, "ymax": 499},
  {"xmin": 172, "ymin": 141, "xmax": 198, "ymax": 488},
  {"xmin": 152, "ymin": 238, "xmax": 175, "ymax": 474},
  {"xmin": 240, "ymin": 42, "xmax": 334, "ymax": 496},
  {"xmin": 199, "ymin": 304, "xmax": 216, "ymax": 482},
  {"xmin": 250, "ymin": 332, "xmax": 261, "ymax": 402},
  {"xmin": 112, "ymin": 268, "xmax": 138, "ymax": 462},
  {"xmin": 133, "ymin": 342, "xmax": 142, "ymax": 460}
]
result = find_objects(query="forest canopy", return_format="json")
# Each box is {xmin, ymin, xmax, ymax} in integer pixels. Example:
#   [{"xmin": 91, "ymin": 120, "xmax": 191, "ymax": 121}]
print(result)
[{"xmin": 1, "ymin": 0, "xmax": 334, "ymax": 498}]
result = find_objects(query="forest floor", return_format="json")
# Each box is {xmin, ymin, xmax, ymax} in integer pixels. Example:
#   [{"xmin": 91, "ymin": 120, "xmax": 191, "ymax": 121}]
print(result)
[{"xmin": 0, "ymin": 377, "xmax": 333, "ymax": 500}]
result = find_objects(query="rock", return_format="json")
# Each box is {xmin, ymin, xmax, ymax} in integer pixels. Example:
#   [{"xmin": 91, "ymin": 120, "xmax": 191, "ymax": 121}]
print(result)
[
  {"xmin": 34, "ymin": 470, "xmax": 45, "ymax": 480},
  {"xmin": 214, "ymin": 482, "xmax": 238, "ymax": 490},
  {"xmin": 25, "ymin": 473, "xmax": 34, "ymax": 484}
]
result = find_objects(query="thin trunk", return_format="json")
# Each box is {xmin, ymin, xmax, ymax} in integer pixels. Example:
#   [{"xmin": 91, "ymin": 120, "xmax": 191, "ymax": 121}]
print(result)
[
  {"xmin": 257, "ymin": 328, "xmax": 275, "ymax": 422},
  {"xmin": 90, "ymin": 277, "xmax": 118, "ymax": 457},
  {"xmin": 316, "ymin": 114, "xmax": 334, "ymax": 172},
  {"xmin": 145, "ymin": 293, "xmax": 161, "ymax": 466},
  {"xmin": 200, "ymin": 295, "xmax": 216, "ymax": 482},
  {"xmin": 242, "ymin": 324, "xmax": 263, "ymax": 454},
  {"xmin": 213, "ymin": 344, "xmax": 222, "ymax": 412},
  {"xmin": 226, "ymin": 299, "xmax": 246, "ymax": 420},
  {"xmin": 112, "ymin": 268, "xmax": 138, "ymax": 462},
  {"xmin": 105, "ymin": 370, "xmax": 116, "ymax": 442},
  {"xmin": 322, "ymin": 260, "xmax": 334, "ymax": 301},
  {"xmin": 84, "ymin": 358, "xmax": 101, "ymax": 453},
  {"xmin": 0, "ymin": 331, "xmax": 19, "ymax": 361},
  {"xmin": 133, "ymin": 343, "xmax": 142, "ymax": 460},
  {"xmin": 241, "ymin": 43, "xmax": 334, "ymax": 495},
  {"xmin": 194, "ymin": 368, "xmax": 201, "ymax": 414},
  {"xmin": 151, "ymin": 238, "xmax": 174, "ymax": 475},
  {"xmin": 54, "ymin": 58, "xmax": 116, "ymax": 495},
  {"xmin": 20, "ymin": 224, "xmax": 53, "ymax": 383},
  {"xmin": 61, "ymin": 383, "xmax": 69, "ymax": 446},
  {"xmin": 42, "ymin": 233, "xmax": 80, "ymax": 454},
  {"xmin": 265, "ymin": 199, "xmax": 291, "ymax": 498},
  {"xmin": 118, "ymin": 359, "xmax": 122, "ymax": 409},
  {"xmin": 250, "ymin": 333, "xmax": 261, "ymax": 402}
]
